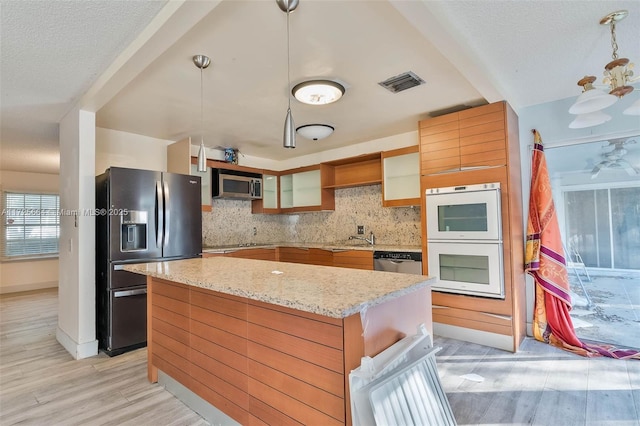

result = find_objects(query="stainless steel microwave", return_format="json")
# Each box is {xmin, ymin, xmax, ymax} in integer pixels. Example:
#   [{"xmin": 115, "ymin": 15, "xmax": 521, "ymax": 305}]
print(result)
[{"xmin": 212, "ymin": 168, "xmax": 262, "ymax": 199}]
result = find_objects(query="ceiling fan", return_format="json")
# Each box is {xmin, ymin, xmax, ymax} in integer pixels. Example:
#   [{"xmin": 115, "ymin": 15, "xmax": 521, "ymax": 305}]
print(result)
[{"xmin": 591, "ymin": 138, "xmax": 639, "ymax": 179}]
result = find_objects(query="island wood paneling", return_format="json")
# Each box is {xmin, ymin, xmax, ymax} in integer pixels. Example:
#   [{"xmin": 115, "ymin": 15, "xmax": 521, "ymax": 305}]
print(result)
[
  {"xmin": 147, "ymin": 276, "xmax": 429, "ymax": 425},
  {"xmin": 150, "ymin": 279, "xmax": 190, "ymax": 387},
  {"xmin": 188, "ymin": 287, "xmax": 249, "ymax": 425},
  {"xmin": 249, "ymin": 297, "xmax": 347, "ymax": 425}
]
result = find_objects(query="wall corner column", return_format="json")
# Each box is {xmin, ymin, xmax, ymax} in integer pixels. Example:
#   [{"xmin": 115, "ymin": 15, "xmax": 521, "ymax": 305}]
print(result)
[{"xmin": 57, "ymin": 107, "xmax": 98, "ymax": 359}]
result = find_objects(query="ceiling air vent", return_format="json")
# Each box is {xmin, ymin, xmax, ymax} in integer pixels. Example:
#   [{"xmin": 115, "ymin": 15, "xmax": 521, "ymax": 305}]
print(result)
[{"xmin": 378, "ymin": 71, "xmax": 425, "ymax": 93}]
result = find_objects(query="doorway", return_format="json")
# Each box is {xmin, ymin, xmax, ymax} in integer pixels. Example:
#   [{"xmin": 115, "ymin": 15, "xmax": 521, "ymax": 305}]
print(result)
[{"xmin": 545, "ymin": 135, "xmax": 640, "ymax": 351}]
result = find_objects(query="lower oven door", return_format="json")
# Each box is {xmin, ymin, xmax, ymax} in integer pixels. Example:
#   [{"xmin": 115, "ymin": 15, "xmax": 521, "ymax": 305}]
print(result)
[{"xmin": 428, "ymin": 241, "xmax": 504, "ymax": 299}]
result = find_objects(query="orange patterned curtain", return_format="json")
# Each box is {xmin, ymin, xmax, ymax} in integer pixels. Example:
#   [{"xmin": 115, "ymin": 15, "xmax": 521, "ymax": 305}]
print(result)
[{"xmin": 525, "ymin": 129, "xmax": 639, "ymax": 360}]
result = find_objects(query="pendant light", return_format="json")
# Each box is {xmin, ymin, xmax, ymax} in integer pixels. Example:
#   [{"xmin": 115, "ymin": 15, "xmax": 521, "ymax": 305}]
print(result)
[
  {"xmin": 277, "ymin": 0, "xmax": 299, "ymax": 148},
  {"xmin": 193, "ymin": 54, "xmax": 211, "ymax": 172}
]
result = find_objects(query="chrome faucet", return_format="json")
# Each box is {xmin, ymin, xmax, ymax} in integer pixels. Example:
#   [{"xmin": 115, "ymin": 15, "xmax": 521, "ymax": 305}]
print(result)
[{"xmin": 349, "ymin": 231, "xmax": 375, "ymax": 245}]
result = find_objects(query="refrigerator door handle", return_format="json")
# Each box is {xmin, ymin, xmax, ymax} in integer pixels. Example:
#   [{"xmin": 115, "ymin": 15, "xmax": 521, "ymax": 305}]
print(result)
[
  {"xmin": 114, "ymin": 288, "xmax": 147, "ymax": 298},
  {"xmin": 163, "ymin": 181, "xmax": 170, "ymax": 247},
  {"xmin": 156, "ymin": 180, "xmax": 164, "ymax": 248}
]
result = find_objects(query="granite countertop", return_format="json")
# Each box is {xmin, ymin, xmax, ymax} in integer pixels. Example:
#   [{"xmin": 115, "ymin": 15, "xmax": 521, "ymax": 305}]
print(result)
[
  {"xmin": 124, "ymin": 257, "xmax": 433, "ymax": 319},
  {"xmin": 202, "ymin": 242, "xmax": 422, "ymax": 254}
]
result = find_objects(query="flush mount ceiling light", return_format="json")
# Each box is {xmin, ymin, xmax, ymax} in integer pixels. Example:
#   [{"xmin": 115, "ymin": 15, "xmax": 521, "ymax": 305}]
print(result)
[
  {"xmin": 296, "ymin": 124, "xmax": 334, "ymax": 141},
  {"xmin": 193, "ymin": 54, "xmax": 211, "ymax": 172},
  {"xmin": 292, "ymin": 80, "xmax": 345, "ymax": 105},
  {"xmin": 277, "ymin": 0, "xmax": 298, "ymax": 148},
  {"xmin": 569, "ymin": 10, "xmax": 640, "ymax": 127}
]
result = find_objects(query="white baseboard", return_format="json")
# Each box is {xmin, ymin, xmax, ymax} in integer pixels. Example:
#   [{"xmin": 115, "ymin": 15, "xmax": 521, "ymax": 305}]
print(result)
[
  {"xmin": 0, "ymin": 281, "xmax": 58, "ymax": 294},
  {"xmin": 433, "ymin": 322, "xmax": 515, "ymax": 352},
  {"xmin": 56, "ymin": 326, "xmax": 98, "ymax": 360}
]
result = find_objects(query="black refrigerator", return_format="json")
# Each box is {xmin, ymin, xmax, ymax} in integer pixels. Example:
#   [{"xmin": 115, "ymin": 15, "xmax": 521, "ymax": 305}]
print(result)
[{"xmin": 96, "ymin": 167, "xmax": 202, "ymax": 356}]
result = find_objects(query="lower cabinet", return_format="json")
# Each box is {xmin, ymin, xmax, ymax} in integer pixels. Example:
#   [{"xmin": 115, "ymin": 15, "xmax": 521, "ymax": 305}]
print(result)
[
  {"xmin": 203, "ymin": 247, "xmax": 373, "ymax": 270},
  {"xmin": 332, "ymin": 250, "xmax": 373, "ymax": 270},
  {"xmin": 308, "ymin": 248, "xmax": 333, "ymax": 266},
  {"xmin": 202, "ymin": 248, "xmax": 276, "ymax": 261},
  {"xmin": 277, "ymin": 247, "xmax": 310, "ymax": 264}
]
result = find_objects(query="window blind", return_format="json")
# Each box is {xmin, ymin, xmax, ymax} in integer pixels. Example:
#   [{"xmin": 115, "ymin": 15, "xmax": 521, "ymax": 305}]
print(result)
[{"xmin": 2, "ymin": 192, "xmax": 60, "ymax": 259}]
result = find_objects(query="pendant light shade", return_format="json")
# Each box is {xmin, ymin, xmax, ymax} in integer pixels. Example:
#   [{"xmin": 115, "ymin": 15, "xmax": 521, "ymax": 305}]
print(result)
[
  {"xmin": 277, "ymin": 0, "xmax": 298, "ymax": 148},
  {"xmin": 283, "ymin": 107, "xmax": 295, "ymax": 148},
  {"xmin": 569, "ymin": 110, "xmax": 612, "ymax": 129},
  {"xmin": 197, "ymin": 140, "xmax": 207, "ymax": 171},
  {"xmin": 193, "ymin": 54, "xmax": 211, "ymax": 172},
  {"xmin": 623, "ymin": 97, "xmax": 640, "ymax": 116},
  {"xmin": 568, "ymin": 76, "xmax": 618, "ymax": 115}
]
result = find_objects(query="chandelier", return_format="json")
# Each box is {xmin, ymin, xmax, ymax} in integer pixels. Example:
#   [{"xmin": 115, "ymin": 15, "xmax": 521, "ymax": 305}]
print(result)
[{"xmin": 569, "ymin": 10, "xmax": 640, "ymax": 128}]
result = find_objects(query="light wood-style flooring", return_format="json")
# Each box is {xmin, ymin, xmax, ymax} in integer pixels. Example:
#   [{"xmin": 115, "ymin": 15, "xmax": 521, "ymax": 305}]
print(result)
[
  {"xmin": 0, "ymin": 289, "xmax": 207, "ymax": 426},
  {"xmin": 1, "ymin": 289, "xmax": 638, "ymax": 425}
]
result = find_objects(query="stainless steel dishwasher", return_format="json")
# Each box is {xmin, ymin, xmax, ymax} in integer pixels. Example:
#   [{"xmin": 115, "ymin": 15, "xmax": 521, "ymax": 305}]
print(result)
[{"xmin": 373, "ymin": 251, "xmax": 423, "ymax": 275}]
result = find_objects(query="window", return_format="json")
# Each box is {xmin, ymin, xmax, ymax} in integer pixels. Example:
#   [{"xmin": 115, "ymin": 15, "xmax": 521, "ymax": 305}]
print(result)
[{"xmin": 1, "ymin": 192, "xmax": 60, "ymax": 259}]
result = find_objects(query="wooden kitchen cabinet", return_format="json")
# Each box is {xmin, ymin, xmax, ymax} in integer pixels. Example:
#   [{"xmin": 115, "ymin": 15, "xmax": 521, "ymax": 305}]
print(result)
[
  {"xmin": 308, "ymin": 248, "xmax": 333, "ymax": 266},
  {"xmin": 277, "ymin": 247, "xmax": 310, "ymax": 264},
  {"xmin": 279, "ymin": 165, "xmax": 335, "ymax": 213},
  {"xmin": 203, "ymin": 248, "xmax": 277, "ymax": 261},
  {"xmin": 332, "ymin": 250, "xmax": 373, "ymax": 270},
  {"xmin": 419, "ymin": 100, "xmax": 525, "ymax": 352},
  {"xmin": 419, "ymin": 102, "xmax": 508, "ymax": 175},
  {"xmin": 381, "ymin": 146, "xmax": 420, "ymax": 207},
  {"xmin": 322, "ymin": 153, "xmax": 382, "ymax": 189}
]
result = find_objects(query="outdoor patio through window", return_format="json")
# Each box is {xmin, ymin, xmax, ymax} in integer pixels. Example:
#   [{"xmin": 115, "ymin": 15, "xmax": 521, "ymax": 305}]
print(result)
[{"xmin": 545, "ymin": 135, "xmax": 639, "ymax": 351}]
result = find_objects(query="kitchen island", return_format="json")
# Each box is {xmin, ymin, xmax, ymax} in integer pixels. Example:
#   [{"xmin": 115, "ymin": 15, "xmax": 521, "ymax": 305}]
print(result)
[{"xmin": 125, "ymin": 257, "xmax": 434, "ymax": 425}]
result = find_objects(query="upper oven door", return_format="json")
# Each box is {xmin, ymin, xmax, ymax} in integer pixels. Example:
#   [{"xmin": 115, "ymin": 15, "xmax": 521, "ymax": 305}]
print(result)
[{"xmin": 426, "ymin": 183, "xmax": 501, "ymax": 241}]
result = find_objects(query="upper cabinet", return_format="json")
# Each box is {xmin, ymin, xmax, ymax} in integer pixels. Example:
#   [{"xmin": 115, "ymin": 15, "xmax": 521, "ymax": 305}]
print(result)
[
  {"xmin": 419, "ymin": 102, "xmax": 508, "ymax": 175},
  {"xmin": 261, "ymin": 173, "xmax": 279, "ymax": 209},
  {"xmin": 279, "ymin": 165, "xmax": 335, "ymax": 213},
  {"xmin": 322, "ymin": 153, "xmax": 382, "ymax": 189},
  {"xmin": 251, "ymin": 171, "xmax": 279, "ymax": 214},
  {"xmin": 381, "ymin": 146, "xmax": 420, "ymax": 207}
]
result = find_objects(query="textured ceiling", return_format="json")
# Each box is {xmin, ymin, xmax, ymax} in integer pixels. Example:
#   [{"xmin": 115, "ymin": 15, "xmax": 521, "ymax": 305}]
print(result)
[
  {"xmin": 0, "ymin": 0, "xmax": 168, "ymax": 174},
  {"xmin": 1, "ymin": 0, "xmax": 639, "ymax": 174}
]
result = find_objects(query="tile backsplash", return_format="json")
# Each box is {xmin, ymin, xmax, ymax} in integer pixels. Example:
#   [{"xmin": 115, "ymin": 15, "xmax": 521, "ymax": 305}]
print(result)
[{"xmin": 202, "ymin": 184, "xmax": 421, "ymax": 247}]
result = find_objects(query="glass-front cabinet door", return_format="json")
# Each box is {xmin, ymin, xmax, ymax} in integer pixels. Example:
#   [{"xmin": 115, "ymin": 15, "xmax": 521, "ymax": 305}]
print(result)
[
  {"xmin": 280, "ymin": 174, "xmax": 293, "ymax": 209},
  {"xmin": 262, "ymin": 174, "xmax": 278, "ymax": 209},
  {"xmin": 382, "ymin": 147, "xmax": 420, "ymax": 206}
]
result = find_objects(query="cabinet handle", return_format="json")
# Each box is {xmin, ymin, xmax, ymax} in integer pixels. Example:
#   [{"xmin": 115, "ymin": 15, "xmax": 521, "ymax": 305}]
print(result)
[
  {"xmin": 460, "ymin": 165, "xmax": 503, "ymax": 171},
  {"xmin": 114, "ymin": 288, "xmax": 147, "ymax": 298}
]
